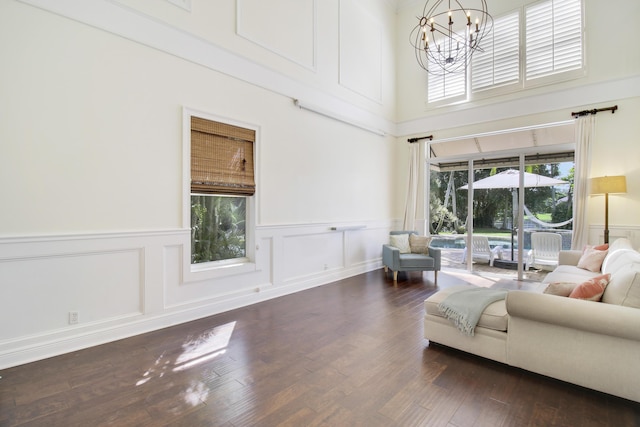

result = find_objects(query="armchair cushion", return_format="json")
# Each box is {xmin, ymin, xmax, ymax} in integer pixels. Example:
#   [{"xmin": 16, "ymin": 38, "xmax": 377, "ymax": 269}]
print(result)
[
  {"xmin": 389, "ymin": 234, "xmax": 411, "ymax": 253},
  {"xmin": 399, "ymin": 253, "xmax": 436, "ymax": 268},
  {"xmin": 409, "ymin": 234, "xmax": 431, "ymax": 254}
]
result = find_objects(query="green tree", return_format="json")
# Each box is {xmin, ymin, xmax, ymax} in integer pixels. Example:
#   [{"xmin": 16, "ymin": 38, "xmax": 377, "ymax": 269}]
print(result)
[{"xmin": 191, "ymin": 195, "xmax": 246, "ymax": 263}]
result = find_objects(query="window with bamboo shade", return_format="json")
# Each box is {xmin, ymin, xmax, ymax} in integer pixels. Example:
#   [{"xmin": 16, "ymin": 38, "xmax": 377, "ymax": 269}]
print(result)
[
  {"xmin": 191, "ymin": 117, "xmax": 255, "ymax": 196},
  {"xmin": 190, "ymin": 116, "xmax": 255, "ymax": 264}
]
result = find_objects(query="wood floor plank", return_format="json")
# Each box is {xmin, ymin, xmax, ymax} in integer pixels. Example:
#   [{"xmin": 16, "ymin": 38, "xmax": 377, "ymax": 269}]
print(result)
[{"xmin": 1, "ymin": 269, "xmax": 639, "ymax": 426}]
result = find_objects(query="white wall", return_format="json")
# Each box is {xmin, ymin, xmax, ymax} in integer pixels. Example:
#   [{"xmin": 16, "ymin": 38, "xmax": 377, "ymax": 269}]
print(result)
[{"xmin": 0, "ymin": 0, "xmax": 403, "ymax": 368}]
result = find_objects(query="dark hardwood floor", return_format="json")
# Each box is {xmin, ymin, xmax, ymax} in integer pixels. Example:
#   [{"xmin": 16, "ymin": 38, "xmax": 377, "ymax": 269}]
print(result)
[{"xmin": 1, "ymin": 269, "xmax": 639, "ymax": 426}]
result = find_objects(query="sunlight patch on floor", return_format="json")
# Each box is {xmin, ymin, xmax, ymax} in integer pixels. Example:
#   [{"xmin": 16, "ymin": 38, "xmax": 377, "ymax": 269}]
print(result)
[{"xmin": 174, "ymin": 321, "xmax": 236, "ymax": 370}]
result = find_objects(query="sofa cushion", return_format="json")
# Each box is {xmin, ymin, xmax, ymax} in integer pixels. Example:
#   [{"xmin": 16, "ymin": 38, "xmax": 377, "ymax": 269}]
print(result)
[
  {"xmin": 424, "ymin": 286, "xmax": 508, "ymax": 332},
  {"xmin": 607, "ymin": 237, "xmax": 633, "ymax": 252},
  {"xmin": 543, "ymin": 264, "xmax": 600, "ymax": 284},
  {"xmin": 389, "ymin": 233, "xmax": 411, "ymax": 253},
  {"xmin": 569, "ymin": 274, "xmax": 611, "ymax": 301},
  {"xmin": 577, "ymin": 246, "xmax": 608, "ymax": 272},
  {"xmin": 602, "ymin": 266, "xmax": 640, "ymax": 308},
  {"xmin": 409, "ymin": 234, "xmax": 431, "ymax": 254},
  {"xmin": 602, "ymin": 248, "xmax": 640, "ymax": 275},
  {"xmin": 601, "ymin": 238, "xmax": 636, "ymax": 274},
  {"xmin": 399, "ymin": 253, "xmax": 435, "ymax": 268}
]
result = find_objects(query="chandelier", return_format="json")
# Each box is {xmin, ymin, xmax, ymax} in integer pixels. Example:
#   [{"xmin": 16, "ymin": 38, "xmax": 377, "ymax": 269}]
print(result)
[{"xmin": 410, "ymin": 0, "xmax": 492, "ymax": 74}]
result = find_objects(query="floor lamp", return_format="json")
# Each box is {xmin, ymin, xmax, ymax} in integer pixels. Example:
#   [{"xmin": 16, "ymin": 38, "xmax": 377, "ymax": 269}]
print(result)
[{"xmin": 590, "ymin": 175, "xmax": 627, "ymax": 244}]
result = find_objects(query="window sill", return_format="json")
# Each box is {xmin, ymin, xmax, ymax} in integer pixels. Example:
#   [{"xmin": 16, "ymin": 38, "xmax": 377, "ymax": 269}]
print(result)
[{"xmin": 184, "ymin": 258, "xmax": 257, "ymax": 283}]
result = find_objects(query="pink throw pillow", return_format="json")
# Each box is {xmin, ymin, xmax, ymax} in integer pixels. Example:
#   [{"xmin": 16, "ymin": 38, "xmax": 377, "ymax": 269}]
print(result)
[
  {"xmin": 568, "ymin": 274, "xmax": 611, "ymax": 301},
  {"xmin": 577, "ymin": 246, "xmax": 608, "ymax": 272}
]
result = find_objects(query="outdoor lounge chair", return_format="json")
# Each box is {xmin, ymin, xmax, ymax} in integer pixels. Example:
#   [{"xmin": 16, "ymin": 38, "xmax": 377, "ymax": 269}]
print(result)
[
  {"xmin": 526, "ymin": 232, "xmax": 562, "ymax": 270},
  {"xmin": 461, "ymin": 235, "xmax": 502, "ymax": 267}
]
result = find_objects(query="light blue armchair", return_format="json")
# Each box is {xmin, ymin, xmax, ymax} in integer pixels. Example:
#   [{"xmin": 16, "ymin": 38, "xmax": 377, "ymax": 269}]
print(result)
[{"xmin": 382, "ymin": 231, "xmax": 441, "ymax": 284}]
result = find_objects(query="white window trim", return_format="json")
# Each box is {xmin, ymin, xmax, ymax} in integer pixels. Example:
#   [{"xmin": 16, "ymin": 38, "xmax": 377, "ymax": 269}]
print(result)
[
  {"xmin": 523, "ymin": 0, "xmax": 586, "ymax": 89},
  {"xmin": 182, "ymin": 107, "xmax": 258, "ymax": 282}
]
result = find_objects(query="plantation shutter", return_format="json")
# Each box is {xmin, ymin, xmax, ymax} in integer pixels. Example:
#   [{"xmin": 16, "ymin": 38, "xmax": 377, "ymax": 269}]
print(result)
[
  {"xmin": 472, "ymin": 12, "xmax": 520, "ymax": 91},
  {"xmin": 428, "ymin": 64, "xmax": 466, "ymax": 103},
  {"xmin": 427, "ymin": 30, "xmax": 467, "ymax": 103},
  {"xmin": 191, "ymin": 117, "xmax": 256, "ymax": 196},
  {"xmin": 526, "ymin": 0, "xmax": 582, "ymax": 80}
]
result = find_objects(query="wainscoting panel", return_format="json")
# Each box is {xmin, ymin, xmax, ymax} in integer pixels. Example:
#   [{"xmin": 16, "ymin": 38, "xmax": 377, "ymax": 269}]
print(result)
[
  {"xmin": 345, "ymin": 226, "xmax": 390, "ymax": 269},
  {"xmin": 0, "ymin": 248, "xmax": 143, "ymax": 341},
  {"xmin": 0, "ymin": 221, "xmax": 391, "ymax": 369},
  {"xmin": 282, "ymin": 231, "xmax": 344, "ymax": 281},
  {"xmin": 588, "ymin": 224, "xmax": 640, "ymax": 248}
]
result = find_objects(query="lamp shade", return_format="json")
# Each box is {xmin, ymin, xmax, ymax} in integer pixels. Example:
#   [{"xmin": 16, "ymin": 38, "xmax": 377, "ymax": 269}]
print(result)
[{"xmin": 590, "ymin": 176, "xmax": 627, "ymax": 195}]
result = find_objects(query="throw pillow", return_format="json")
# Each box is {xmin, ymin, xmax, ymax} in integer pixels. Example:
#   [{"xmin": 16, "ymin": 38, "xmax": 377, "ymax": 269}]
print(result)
[
  {"xmin": 593, "ymin": 243, "xmax": 609, "ymax": 251},
  {"xmin": 568, "ymin": 273, "xmax": 611, "ymax": 301},
  {"xmin": 389, "ymin": 234, "xmax": 411, "ymax": 254},
  {"xmin": 543, "ymin": 282, "xmax": 578, "ymax": 297},
  {"xmin": 409, "ymin": 234, "xmax": 431, "ymax": 254},
  {"xmin": 577, "ymin": 246, "xmax": 608, "ymax": 272}
]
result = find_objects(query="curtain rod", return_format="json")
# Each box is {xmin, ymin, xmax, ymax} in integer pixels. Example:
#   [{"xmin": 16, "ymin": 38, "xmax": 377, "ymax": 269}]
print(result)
[
  {"xmin": 408, "ymin": 135, "xmax": 433, "ymax": 143},
  {"xmin": 571, "ymin": 105, "xmax": 618, "ymax": 118}
]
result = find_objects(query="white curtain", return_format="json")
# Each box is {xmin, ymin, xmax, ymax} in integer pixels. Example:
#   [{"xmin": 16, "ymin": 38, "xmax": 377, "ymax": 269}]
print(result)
[
  {"xmin": 571, "ymin": 115, "xmax": 595, "ymax": 249},
  {"xmin": 403, "ymin": 142, "xmax": 421, "ymax": 232}
]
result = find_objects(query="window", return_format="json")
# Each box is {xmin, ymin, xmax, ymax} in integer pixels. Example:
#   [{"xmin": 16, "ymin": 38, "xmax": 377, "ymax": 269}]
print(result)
[
  {"xmin": 472, "ymin": 12, "xmax": 520, "ymax": 92},
  {"xmin": 427, "ymin": 29, "xmax": 468, "ymax": 104},
  {"xmin": 427, "ymin": 0, "xmax": 583, "ymax": 104},
  {"xmin": 526, "ymin": 0, "xmax": 583, "ymax": 81},
  {"xmin": 190, "ymin": 116, "xmax": 255, "ymax": 265},
  {"xmin": 428, "ymin": 65, "xmax": 467, "ymax": 104}
]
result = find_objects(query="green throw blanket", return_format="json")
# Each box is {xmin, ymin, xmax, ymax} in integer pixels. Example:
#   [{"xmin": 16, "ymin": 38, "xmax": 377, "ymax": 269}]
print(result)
[{"xmin": 437, "ymin": 287, "xmax": 508, "ymax": 336}]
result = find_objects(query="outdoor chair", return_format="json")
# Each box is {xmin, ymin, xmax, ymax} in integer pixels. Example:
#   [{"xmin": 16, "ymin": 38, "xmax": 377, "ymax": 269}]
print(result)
[
  {"xmin": 526, "ymin": 232, "xmax": 562, "ymax": 270},
  {"xmin": 461, "ymin": 235, "xmax": 502, "ymax": 266}
]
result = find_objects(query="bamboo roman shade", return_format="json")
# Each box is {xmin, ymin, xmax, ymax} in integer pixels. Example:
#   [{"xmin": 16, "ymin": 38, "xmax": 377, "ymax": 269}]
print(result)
[{"xmin": 191, "ymin": 117, "xmax": 255, "ymax": 196}]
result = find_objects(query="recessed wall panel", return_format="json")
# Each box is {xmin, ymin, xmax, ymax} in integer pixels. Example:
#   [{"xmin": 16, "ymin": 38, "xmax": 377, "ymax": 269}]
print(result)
[
  {"xmin": 339, "ymin": 0, "xmax": 382, "ymax": 102},
  {"xmin": 0, "ymin": 250, "xmax": 142, "ymax": 341},
  {"xmin": 283, "ymin": 233, "xmax": 343, "ymax": 280},
  {"xmin": 237, "ymin": 0, "xmax": 315, "ymax": 69}
]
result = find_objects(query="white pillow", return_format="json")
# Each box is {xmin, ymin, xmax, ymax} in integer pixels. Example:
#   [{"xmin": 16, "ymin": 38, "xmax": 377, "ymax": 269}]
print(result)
[
  {"xmin": 577, "ymin": 246, "xmax": 608, "ymax": 272},
  {"xmin": 389, "ymin": 234, "xmax": 411, "ymax": 253}
]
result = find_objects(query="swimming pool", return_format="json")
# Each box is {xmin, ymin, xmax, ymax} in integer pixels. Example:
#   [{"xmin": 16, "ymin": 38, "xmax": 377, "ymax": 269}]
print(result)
[
  {"xmin": 429, "ymin": 235, "xmax": 517, "ymax": 250},
  {"xmin": 430, "ymin": 231, "xmax": 572, "ymax": 251}
]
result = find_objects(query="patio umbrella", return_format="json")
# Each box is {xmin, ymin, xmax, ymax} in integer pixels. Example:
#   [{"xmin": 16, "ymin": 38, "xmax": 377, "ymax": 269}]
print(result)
[
  {"xmin": 458, "ymin": 169, "xmax": 567, "ymax": 261},
  {"xmin": 458, "ymin": 169, "xmax": 567, "ymax": 190}
]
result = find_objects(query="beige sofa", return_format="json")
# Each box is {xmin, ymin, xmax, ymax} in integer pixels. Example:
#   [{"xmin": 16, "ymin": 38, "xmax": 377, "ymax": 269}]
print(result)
[{"xmin": 424, "ymin": 238, "xmax": 640, "ymax": 402}]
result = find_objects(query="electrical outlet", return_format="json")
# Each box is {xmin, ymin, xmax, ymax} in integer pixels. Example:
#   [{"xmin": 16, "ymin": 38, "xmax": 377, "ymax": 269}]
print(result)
[{"xmin": 69, "ymin": 311, "xmax": 79, "ymax": 325}]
